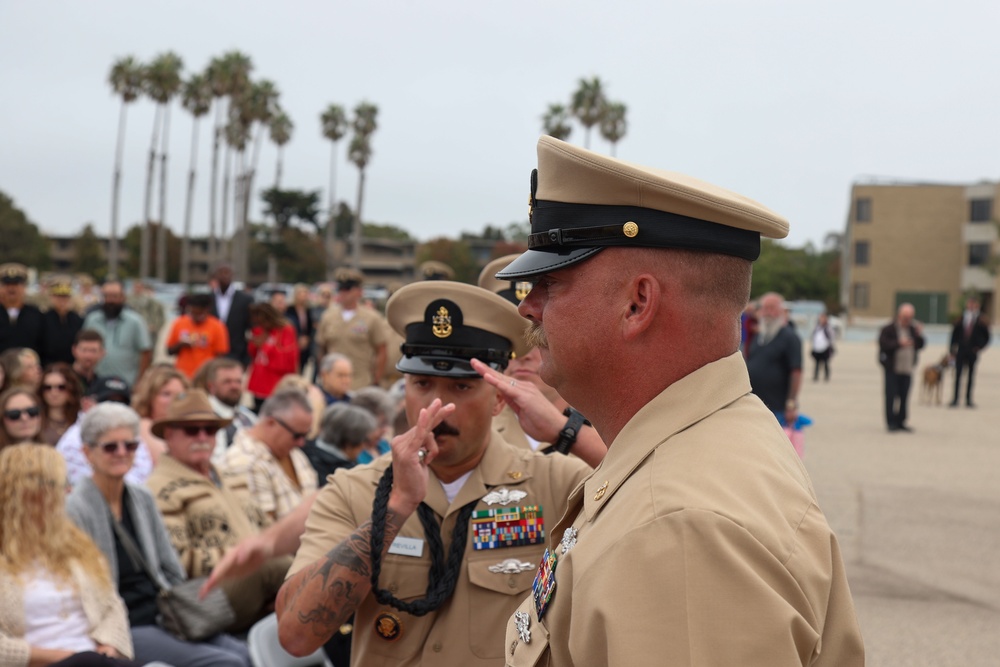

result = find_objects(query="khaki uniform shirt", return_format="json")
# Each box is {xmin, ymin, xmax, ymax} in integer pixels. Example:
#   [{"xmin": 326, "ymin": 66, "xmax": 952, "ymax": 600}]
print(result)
[
  {"xmin": 289, "ymin": 434, "xmax": 591, "ymax": 667},
  {"xmin": 315, "ymin": 304, "xmax": 388, "ymax": 389},
  {"xmin": 223, "ymin": 430, "xmax": 319, "ymax": 521},
  {"xmin": 146, "ymin": 454, "xmax": 270, "ymax": 578},
  {"xmin": 505, "ymin": 352, "xmax": 864, "ymax": 666}
]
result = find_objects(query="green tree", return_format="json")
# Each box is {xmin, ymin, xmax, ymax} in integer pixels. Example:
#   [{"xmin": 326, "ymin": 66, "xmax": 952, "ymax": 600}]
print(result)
[
  {"xmin": 179, "ymin": 71, "xmax": 213, "ymax": 286},
  {"xmin": 416, "ymin": 238, "xmax": 477, "ymax": 284},
  {"xmin": 542, "ymin": 103, "xmax": 572, "ymax": 141},
  {"xmin": 320, "ymin": 103, "xmax": 348, "ymax": 279},
  {"xmin": 0, "ymin": 192, "xmax": 51, "ymax": 270},
  {"xmin": 72, "ymin": 224, "xmax": 106, "ymax": 279},
  {"xmin": 122, "ymin": 222, "xmax": 182, "ymax": 282},
  {"xmin": 363, "ymin": 222, "xmax": 413, "ymax": 241},
  {"xmin": 570, "ymin": 76, "xmax": 607, "ymax": 149},
  {"xmin": 260, "ymin": 188, "xmax": 322, "ymax": 231},
  {"xmin": 599, "ymin": 101, "xmax": 627, "ymax": 157},
  {"xmin": 107, "ymin": 55, "xmax": 144, "ymax": 277},
  {"xmin": 348, "ymin": 101, "xmax": 379, "ymax": 270},
  {"xmin": 248, "ymin": 224, "xmax": 326, "ymax": 284},
  {"xmin": 751, "ymin": 240, "xmax": 840, "ymax": 313}
]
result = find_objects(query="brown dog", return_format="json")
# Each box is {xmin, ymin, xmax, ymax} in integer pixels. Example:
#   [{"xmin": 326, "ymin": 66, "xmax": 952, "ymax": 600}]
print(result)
[{"xmin": 920, "ymin": 355, "xmax": 951, "ymax": 405}]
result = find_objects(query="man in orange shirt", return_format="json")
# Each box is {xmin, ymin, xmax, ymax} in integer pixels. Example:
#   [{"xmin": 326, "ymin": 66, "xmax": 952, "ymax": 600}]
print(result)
[{"xmin": 166, "ymin": 293, "xmax": 230, "ymax": 378}]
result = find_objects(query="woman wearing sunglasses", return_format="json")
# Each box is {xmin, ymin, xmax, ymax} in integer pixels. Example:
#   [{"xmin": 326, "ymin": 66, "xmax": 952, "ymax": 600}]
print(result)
[
  {"xmin": 0, "ymin": 386, "xmax": 43, "ymax": 450},
  {"xmin": 66, "ymin": 402, "xmax": 251, "ymax": 667},
  {"xmin": 39, "ymin": 362, "xmax": 83, "ymax": 446}
]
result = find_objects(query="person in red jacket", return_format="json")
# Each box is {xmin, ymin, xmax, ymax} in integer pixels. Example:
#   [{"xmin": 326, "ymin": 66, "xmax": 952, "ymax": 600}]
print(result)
[{"xmin": 247, "ymin": 303, "xmax": 299, "ymax": 412}]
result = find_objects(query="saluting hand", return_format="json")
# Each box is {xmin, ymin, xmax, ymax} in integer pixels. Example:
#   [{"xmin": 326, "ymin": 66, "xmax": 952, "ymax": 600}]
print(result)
[{"xmin": 471, "ymin": 358, "xmax": 565, "ymax": 443}]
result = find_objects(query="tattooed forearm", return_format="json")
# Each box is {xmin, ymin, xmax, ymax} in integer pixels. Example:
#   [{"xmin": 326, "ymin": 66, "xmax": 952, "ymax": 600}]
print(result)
[{"xmin": 277, "ymin": 506, "xmax": 409, "ymax": 650}]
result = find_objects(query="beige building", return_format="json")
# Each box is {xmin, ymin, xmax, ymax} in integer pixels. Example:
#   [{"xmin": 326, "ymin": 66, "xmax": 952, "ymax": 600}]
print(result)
[{"xmin": 842, "ymin": 179, "xmax": 999, "ymax": 325}]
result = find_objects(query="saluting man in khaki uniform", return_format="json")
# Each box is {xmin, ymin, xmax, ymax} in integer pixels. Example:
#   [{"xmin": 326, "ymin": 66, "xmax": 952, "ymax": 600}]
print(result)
[
  {"xmin": 275, "ymin": 281, "xmax": 591, "ymax": 666},
  {"xmin": 499, "ymin": 137, "xmax": 865, "ymax": 665},
  {"xmin": 315, "ymin": 268, "xmax": 388, "ymax": 389}
]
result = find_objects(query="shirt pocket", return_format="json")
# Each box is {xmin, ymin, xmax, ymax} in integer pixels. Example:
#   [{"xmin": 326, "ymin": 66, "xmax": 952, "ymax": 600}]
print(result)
[
  {"xmin": 504, "ymin": 595, "xmax": 551, "ymax": 666},
  {"xmin": 365, "ymin": 557, "xmax": 431, "ymax": 660},
  {"xmin": 467, "ymin": 550, "xmax": 538, "ymax": 659}
]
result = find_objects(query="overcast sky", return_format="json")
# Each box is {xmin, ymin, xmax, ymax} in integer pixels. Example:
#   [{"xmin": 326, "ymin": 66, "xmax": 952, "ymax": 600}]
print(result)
[{"xmin": 3, "ymin": 0, "xmax": 1000, "ymax": 253}]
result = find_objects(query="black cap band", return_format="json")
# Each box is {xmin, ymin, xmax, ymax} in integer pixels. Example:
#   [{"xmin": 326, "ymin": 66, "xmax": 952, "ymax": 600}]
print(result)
[{"xmin": 527, "ymin": 199, "xmax": 761, "ymax": 261}]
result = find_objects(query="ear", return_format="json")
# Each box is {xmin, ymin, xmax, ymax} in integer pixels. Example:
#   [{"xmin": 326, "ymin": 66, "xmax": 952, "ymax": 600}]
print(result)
[
  {"xmin": 622, "ymin": 274, "xmax": 661, "ymax": 341},
  {"xmin": 491, "ymin": 386, "xmax": 507, "ymax": 417}
]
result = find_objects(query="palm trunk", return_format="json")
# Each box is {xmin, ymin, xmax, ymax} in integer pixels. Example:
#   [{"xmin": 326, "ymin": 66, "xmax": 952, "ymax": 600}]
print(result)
[
  {"xmin": 274, "ymin": 146, "xmax": 284, "ymax": 190},
  {"xmin": 180, "ymin": 116, "xmax": 200, "ymax": 287},
  {"xmin": 269, "ymin": 146, "xmax": 283, "ymax": 284},
  {"xmin": 220, "ymin": 146, "xmax": 232, "ymax": 263},
  {"xmin": 208, "ymin": 102, "xmax": 224, "ymax": 265},
  {"xmin": 156, "ymin": 104, "xmax": 172, "ymax": 282},
  {"xmin": 109, "ymin": 100, "xmax": 129, "ymax": 277},
  {"xmin": 325, "ymin": 140, "xmax": 339, "ymax": 281},
  {"xmin": 141, "ymin": 105, "xmax": 163, "ymax": 279},
  {"xmin": 352, "ymin": 167, "xmax": 365, "ymax": 271},
  {"xmin": 241, "ymin": 125, "xmax": 265, "ymax": 280}
]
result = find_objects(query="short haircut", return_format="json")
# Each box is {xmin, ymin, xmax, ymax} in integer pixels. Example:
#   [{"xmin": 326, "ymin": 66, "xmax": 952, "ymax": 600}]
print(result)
[
  {"xmin": 80, "ymin": 402, "xmax": 140, "ymax": 446},
  {"xmin": 193, "ymin": 357, "xmax": 244, "ymax": 391},
  {"xmin": 319, "ymin": 403, "xmax": 377, "ymax": 449},
  {"xmin": 260, "ymin": 388, "xmax": 313, "ymax": 418},
  {"xmin": 320, "ymin": 352, "xmax": 351, "ymax": 374},
  {"xmin": 74, "ymin": 329, "xmax": 105, "ymax": 347},
  {"xmin": 187, "ymin": 293, "xmax": 212, "ymax": 310},
  {"xmin": 350, "ymin": 386, "xmax": 396, "ymax": 423}
]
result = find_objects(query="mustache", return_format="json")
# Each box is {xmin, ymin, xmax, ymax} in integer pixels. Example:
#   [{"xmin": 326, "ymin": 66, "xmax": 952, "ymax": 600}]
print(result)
[
  {"xmin": 432, "ymin": 422, "xmax": 461, "ymax": 438},
  {"xmin": 524, "ymin": 323, "xmax": 548, "ymax": 349}
]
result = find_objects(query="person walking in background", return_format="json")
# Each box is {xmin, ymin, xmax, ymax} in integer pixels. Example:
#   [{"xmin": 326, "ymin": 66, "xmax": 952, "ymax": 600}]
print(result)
[
  {"xmin": 208, "ymin": 263, "xmax": 254, "ymax": 366},
  {"xmin": 810, "ymin": 312, "xmax": 835, "ymax": 382},
  {"xmin": 747, "ymin": 292, "xmax": 803, "ymax": 428},
  {"xmin": 246, "ymin": 303, "xmax": 299, "ymax": 412},
  {"xmin": 879, "ymin": 302, "xmax": 925, "ymax": 432},
  {"xmin": 949, "ymin": 294, "xmax": 990, "ymax": 408},
  {"xmin": 314, "ymin": 268, "xmax": 387, "ymax": 390}
]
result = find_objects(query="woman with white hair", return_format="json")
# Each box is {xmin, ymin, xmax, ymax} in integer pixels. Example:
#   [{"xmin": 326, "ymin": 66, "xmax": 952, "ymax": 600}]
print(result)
[
  {"xmin": 301, "ymin": 403, "xmax": 379, "ymax": 485},
  {"xmin": 65, "ymin": 402, "xmax": 250, "ymax": 667}
]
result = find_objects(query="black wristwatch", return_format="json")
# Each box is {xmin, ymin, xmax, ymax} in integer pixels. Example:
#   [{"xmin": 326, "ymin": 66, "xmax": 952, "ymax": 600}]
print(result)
[{"xmin": 551, "ymin": 407, "xmax": 589, "ymax": 455}]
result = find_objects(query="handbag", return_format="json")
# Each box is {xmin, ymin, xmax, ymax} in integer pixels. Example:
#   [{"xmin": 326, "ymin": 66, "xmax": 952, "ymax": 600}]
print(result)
[{"xmin": 112, "ymin": 517, "xmax": 236, "ymax": 641}]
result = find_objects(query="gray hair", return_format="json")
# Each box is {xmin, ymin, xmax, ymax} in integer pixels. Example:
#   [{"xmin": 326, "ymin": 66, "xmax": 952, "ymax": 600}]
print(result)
[
  {"xmin": 319, "ymin": 403, "xmax": 377, "ymax": 450},
  {"xmin": 80, "ymin": 403, "xmax": 140, "ymax": 446},
  {"xmin": 259, "ymin": 388, "xmax": 313, "ymax": 418},
  {"xmin": 320, "ymin": 352, "xmax": 352, "ymax": 374},
  {"xmin": 350, "ymin": 386, "xmax": 396, "ymax": 424}
]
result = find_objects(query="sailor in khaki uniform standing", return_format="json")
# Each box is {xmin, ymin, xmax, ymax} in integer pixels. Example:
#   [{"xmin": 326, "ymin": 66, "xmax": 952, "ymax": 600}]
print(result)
[
  {"xmin": 315, "ymin": 268, "xmax": 388, "ymax": 389},
  {"xmin": 275, "ymin": 281, "xmax": 591, "ymax": 666},
  {"xmin": 500, "ymin": 137, "xmax": 865, "ymax": 666}
]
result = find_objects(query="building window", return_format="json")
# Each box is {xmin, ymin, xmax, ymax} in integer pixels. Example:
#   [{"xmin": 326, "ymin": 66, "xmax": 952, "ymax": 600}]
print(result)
[
  {"xmin": 854, "ymin": 240, "xmax": 870, "ymax": 266},
  {"xmin": 968, "ymin": 243, "xmax": 991, "ymax": 266},
  {"xmin": 855, "ymin": 197, "xmax": 872, "ymax": 223},
  {"xmin": 969, "ymin": 198, "xmax": 993, "ymax": 223},
  {"xmin": 852, "ymin": 283, "xmax": 870, "ymax": 309}
]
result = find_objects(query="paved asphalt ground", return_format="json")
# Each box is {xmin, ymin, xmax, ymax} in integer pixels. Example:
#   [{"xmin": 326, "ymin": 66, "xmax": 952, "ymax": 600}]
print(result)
[{"xmin": 800, "ymin": 333, "xmax": 1000, "ymax": 666}]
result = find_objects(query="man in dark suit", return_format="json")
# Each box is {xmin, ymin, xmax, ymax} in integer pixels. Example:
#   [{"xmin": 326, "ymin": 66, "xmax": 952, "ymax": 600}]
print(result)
[
  {"xmin": 878, "ymin": 302, "xmax": 925, "ymax": 432},
  {"xmin": 949, "ymin": 295, "xmax": 991, "ymax": 408},
  {"xmin": 0, "ymin": 263, "xmax": 44, "ymax": 354},
  {"xmin": 208, "ymin": 263, "xmax": 254, "ymax": 365}
]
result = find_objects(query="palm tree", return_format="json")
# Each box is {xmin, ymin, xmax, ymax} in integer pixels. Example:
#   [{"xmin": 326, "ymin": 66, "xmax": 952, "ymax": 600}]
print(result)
[
  {"xmin": 570, "ymin": 76, "xmax": 607, "ymax": 149},
  {"xmin": 599, "ymin": 102, "xmax": 627, "ymax": 157},
  {"xmin": 269, "ymin": 109, "xmax": 293, "ymax": 189},
  {"xmin": 541, "ymin": 103, "xmax": 572, "ymax": 141},
  {"xmin": 348, "ymin": 101, "xmax": 378, "ymax": 270},
  {"xmin": 139, "ymin": 51, "xmax": 184, "ymax": 280},
  {"xmin": 223, "ymin": 108, "xmax": 251, "ymax": 276},
  {"xmin": 206, "ymin": 51, "xmax": 253, "ymax": 265},
  {"xmin": 179, "ymin": 72, "xmax": 212, "ymax": 286},
  {"xmin": 320, "ymin": 103, "xmax": 347, "ymax": 279},
  {"xmin": 107, "ymin": 55, "xmax": 144, "ymax": 278}
]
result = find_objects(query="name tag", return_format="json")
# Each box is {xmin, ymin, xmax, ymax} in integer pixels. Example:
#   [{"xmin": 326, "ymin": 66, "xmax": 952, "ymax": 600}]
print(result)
[{"xmin": 388, "ymin": 536, "xmax": 424, "ymax": 558}]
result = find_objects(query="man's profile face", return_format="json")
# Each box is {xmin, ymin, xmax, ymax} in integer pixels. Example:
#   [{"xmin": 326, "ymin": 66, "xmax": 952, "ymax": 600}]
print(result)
[
  {"xmin": 208, "ymin": 366, "xmax": 244, "ymax": 407},
  {"xmin": 73, "ymin": 341, "xmax": 105, "ymax": 370},
  {"xmin": 404, "ymin": 373, "xmax": 502, "ymax": 469}
]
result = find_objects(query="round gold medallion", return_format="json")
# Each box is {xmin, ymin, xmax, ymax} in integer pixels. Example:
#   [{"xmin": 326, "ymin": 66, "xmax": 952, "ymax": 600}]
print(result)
[
  {"xmin": 623, "ymin": 222, "xmax": 639, "ymax": 238},
  {"xmin": 375, "ymin": 612, "xmax": 402, "ymax": 641}
]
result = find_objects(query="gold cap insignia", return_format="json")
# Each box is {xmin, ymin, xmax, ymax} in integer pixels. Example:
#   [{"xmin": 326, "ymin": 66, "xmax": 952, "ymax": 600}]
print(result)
[
  {"xmin": 432, "ymin": 305, "xmax": 452, "ymax": 338},
  {"xmin": 515, "ymin": 281, "xmax": 532, "ymax": 301},
  {"xmin": 623, "ymin": 222, "xmax": 639, "ymax": 238}
]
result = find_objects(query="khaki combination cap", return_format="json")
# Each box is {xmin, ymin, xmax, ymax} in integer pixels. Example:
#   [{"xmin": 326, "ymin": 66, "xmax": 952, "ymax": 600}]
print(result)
[
  {"xmin": 334, "ymin": 267, "xmax": 364, "ymax": 289},
  {"xmin": 478, "ymin": 254, "xmax": 533, "ymax": 306},
  {"xmin": 47, "ymin": 275, "xmax": 74, "ymax": 296},
  {"xmin": 386, "ymin": 281, "xmax": 529, "ymax": 378},
  {"xmin": 497, "ymin": 136, "xmax": 789, "ymax": 279},
  {"xmin": 0, "ymin": 263, "xmax": 28, "ymax": 284},
  {"xmin": 419, "ymin": 260, "xmax": 455, "ymax": 281},
  {"xmin": 151, "ymin": 389, "xmax": 232, "ymax": 439}
]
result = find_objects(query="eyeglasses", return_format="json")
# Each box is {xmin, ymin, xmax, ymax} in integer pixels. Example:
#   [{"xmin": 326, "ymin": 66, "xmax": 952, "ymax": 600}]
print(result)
[
  {"xmin": 181, "ymin": 425, "xmax": 221, "ymax": 437},
  {"xmin": 4, "ymin": 406, "xmax": 40, "ymax": 421},
  {"xmin": 94, "ymin": 440, "xmax": 140, "ymax": 454},
  {"xmin": 43, "ymin": 384, "xmax": 68, "ymax": 392},
  {"xmin": 273, "ymin": 416, "xmax": 308, "ymax": 440}
]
